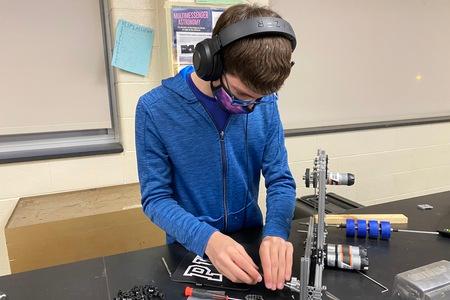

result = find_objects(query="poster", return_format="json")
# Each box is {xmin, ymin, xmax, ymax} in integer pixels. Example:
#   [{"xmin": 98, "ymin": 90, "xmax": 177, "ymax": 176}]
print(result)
[
  {"xmin": 176, "ymin": 31, "xmax": 210, "ymax": 65},
  {"xmin": 171, "ymin": 7, "xmax": 224, "ymax": 72}
]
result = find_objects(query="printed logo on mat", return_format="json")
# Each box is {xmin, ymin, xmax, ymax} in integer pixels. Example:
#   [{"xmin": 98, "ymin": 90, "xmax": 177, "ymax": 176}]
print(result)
[{"xmin": 183, "ymin": 255, "xmax": 223, "ymax": 282}]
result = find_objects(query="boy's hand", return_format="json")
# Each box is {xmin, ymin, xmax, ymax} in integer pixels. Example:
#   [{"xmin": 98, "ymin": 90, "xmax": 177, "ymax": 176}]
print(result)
[
  {"xmin": 205, "ymin": 231, "xmax": 262, "ymax": 284},
  {"xmin": 259, "ymin": 236, "xmax": 293, "ymax": 290}
]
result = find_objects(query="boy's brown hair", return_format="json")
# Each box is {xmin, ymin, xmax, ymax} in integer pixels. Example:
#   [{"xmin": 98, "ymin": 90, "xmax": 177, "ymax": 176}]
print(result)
[{"xmin": 213, "ymin": 4, "xmax": 294, "ymax": 95}]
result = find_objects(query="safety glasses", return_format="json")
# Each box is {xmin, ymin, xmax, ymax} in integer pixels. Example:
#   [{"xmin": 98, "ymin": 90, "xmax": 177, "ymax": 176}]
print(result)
[{"xmin": 220, "ymin": 76, "xmax": 263, "ymax": 107}]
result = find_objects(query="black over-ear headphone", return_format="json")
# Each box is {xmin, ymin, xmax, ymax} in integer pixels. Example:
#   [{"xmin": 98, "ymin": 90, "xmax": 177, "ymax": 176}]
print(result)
[{"xmin": 193, "ymin": 17, "xmax": 297, "ymax": 81}]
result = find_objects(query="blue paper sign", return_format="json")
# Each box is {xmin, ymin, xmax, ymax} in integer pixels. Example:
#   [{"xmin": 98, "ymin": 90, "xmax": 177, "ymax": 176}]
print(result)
[{"xmin": 112, "ymin": 20, "xmax": 154, "ymax": 76}]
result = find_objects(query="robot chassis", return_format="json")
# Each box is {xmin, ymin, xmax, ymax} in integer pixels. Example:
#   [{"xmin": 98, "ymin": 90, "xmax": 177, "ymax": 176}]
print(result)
[{"xmin": 286, "ymin": 149, "xmax": 365, "ymax": 300}]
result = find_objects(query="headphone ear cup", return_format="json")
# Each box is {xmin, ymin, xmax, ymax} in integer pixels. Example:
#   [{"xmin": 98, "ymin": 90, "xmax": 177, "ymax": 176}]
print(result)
[
  {"xmin": 210, "ymin": 51, "xmax": 223, "ymax": 82},
  {"xmin": 193, "ymin": 39, "xmax": 214, "ymax": 81}
]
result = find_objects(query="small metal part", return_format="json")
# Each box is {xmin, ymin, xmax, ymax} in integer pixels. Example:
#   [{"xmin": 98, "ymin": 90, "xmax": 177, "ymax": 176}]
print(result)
[
  {"xmin": 0, "ymin": 292, "xmax": 7, "ymax": 299},
  {"xmin": 285, "ymin": 285, "xmax": 300, "ymax": 293},
  {"xmin": 417, "ymin": 204, "xmax": 433, "ymax": 210},
  {"xmin": 161, "ymin": 257, "xmax": 172, "ymax": 278},
  {"xmin": 297, "ymin": 229, "xmax": 309, "ymax": 233},
  {"xmin": 244, "ymin": 295, "xmax": 264, "ymax": 300},
  {"xmin": 324, "ymin": 291, "xmax": 340, "ymax": 300},
  {"xmin": 285, "ymin": 277, "xmax": 301, "ymax": 293},
  {"xmin": 115, "ymin": 284, "xmax": 165, "ymax": 299},
  {"xmin": 357, "ymin": 271, "xmax": 389, "ymax": 293},
  {"xmin": 285, "ymin": 283, "xmax": 300, "ymax": 293},
  {"xmin": 298, "ymin": 221, "xmax": 311, "ymax": 226}
]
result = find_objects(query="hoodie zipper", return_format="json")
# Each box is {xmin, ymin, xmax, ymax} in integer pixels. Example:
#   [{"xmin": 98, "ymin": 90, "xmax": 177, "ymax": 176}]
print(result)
[
  {"xmin": 219, "ymin": 130, "xmax": 228, "ymax": 231},
  {"xmin": 198, "ymin": 103, "xmax": 230, "ymax": 232}
]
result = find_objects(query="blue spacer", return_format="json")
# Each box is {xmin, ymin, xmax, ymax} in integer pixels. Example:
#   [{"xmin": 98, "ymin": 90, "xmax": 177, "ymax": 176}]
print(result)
[
  {"xmin": 357, "ymin": 219, "xmax": 367, "ymax": 238},
  {"xmin": 368, "ymin": 220, "xmax": 379, "ymax": 239},
  {"xmin": 380, "ymin": 221, "xmax": 391, "ymax": 240},
  {"xmin": 346, "ymin": 219, "xmax": 355, "ymax": 237}
]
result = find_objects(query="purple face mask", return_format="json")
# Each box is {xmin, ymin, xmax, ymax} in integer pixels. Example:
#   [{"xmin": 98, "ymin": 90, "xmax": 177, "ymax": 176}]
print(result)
[{"xmin": 210, "ymin": 77, "xmax": 262, "ymax": 114}]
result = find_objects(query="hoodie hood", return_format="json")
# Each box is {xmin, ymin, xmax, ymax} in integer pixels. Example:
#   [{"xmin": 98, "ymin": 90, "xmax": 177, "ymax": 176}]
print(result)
[{"xmin": 161, "ymin": 66, "xmax": 198, "ymax": 103}]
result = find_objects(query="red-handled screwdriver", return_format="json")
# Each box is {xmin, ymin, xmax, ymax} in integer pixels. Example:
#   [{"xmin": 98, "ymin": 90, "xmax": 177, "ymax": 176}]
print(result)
[{"xmin": 184, "ymin": 286, "xmax": 242, "ymax": 300}]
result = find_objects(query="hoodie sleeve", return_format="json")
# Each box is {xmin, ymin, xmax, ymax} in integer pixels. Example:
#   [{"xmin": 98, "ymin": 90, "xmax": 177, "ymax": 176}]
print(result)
[
  {"xmin": 261, "ymin": 99, "xmax": 296, "ymax": 240},
  {"xmin": 135, "ymin": 97, "xmax": 218, "ymax": 256}
]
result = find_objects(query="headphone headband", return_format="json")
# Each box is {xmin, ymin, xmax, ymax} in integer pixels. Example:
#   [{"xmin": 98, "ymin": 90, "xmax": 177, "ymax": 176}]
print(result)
[
  {"xmin": 193, "ymin": 16, "xmax": 297, "ymax": 81},
  {"xmin": 218, "ymin": 17, "xmax": 296, "ymax": 50}
]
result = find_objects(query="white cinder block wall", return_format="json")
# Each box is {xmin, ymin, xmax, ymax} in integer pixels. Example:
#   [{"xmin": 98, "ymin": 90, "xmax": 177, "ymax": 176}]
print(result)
[
  {"xmin": 284, "ymin": 123, "xmax": 450, "ymax": 206},
  {"xmin": 0, "ymin": 0, "xmax": 449, "ymax": 276}
]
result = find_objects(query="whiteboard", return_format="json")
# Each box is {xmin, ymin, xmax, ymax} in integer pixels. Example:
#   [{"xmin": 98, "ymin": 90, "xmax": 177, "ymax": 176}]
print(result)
[
  {"xmin": 270, "ymin": 0, "xmax": 450, "ymax": 130},
  {"xmin": 0, "ymin": 0, "xmax": 112, "ymax": 135}
]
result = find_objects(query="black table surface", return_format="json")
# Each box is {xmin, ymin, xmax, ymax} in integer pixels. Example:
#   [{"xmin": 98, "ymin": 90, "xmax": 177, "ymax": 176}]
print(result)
[{"xmin": 0, "ymin": 191, "xmax": 449, "ymax": 300}]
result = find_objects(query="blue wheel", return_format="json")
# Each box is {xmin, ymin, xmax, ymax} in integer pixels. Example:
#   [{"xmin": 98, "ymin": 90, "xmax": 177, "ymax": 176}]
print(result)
[
  {"xmin": 380, "ymin": 221, "xmax": 391, "ymax": 240},
  {"xmin": 346, "ymin": 219, "xmax": 355, "ymax": 237},
  {"xmin": 368, "ymin": 220, "xmax": 379, "ymax": 239},
  {"xmin": 357, "ymin": 219, "xmax": 367, "ymax": 238}
]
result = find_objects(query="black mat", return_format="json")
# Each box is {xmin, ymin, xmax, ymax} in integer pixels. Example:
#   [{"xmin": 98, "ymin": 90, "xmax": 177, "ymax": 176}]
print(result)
[{"xmin": 171, "ymin": 252, "xmax": 249, "ymax": 291}]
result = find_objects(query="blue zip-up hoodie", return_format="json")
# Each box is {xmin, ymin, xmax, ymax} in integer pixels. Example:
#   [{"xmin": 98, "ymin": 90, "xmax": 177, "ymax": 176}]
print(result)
[{"xmin": 135, "ymin": 67, "xmax": 296, "ymax": 257}]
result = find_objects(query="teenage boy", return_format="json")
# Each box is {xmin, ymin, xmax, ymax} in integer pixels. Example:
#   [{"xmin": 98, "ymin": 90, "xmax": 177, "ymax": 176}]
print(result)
[{"xmin": 136, "ymin": 4, "xmax": 297, "ymax": 291}]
